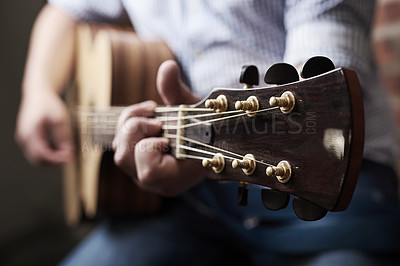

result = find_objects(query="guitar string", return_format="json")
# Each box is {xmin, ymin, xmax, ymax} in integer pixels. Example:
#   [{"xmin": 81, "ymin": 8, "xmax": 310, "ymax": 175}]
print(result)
[
  {"xmin": 162, "ymin": 106, "xmax": 279, "ymax": 130},
  {"xmin": 176, "ymin": 154, "xmax": 210, "ymax": 161},
  {"xmin": 72, "ymin": 108, "xmax": 241, "ymax": 123},
  {"xmin": 76, "ymin": 106, "xmax": 279, "ymax": 166},
  {"xmin": 177, "ymin": 143, "xmax": 275, "ymax": 167},
  {"xmin": 74, "ymin": 106, "xmax": 278, "ymax": 167},
  {"xmin": 72, "ymin": 107, "xmax": 209, "ymax": 120},
  {"xmin": 176, "ymin": 144, "xmax": 239, "ymax": 162},
  {"xmin": 75, "ymin": 106, "xmax": 213, "ymax": 113},
  {"xmin": 164, "ymin": 133, "xmax": 275, "ymax": 167},
  {"xmin": 156, "ymin": 109, "xmax": 242, "ymax": 122},
  {"xmin": 164, "ymin": 133, "xmax": 243, "ymax": 159},
  {"xmin": 73, "ymin": 109, "xmax": 244, "ymax": 128},
  {"xmin": 77, "ymin": 105, "xmax": 270, "ymax": 113},
  {"xmin": 155, "ymin": 107, "xmax": 213, "ymax": 112},
  {"xmin": 73, "ymin": 106, "xmax": 279, "ymax": 131},
  {"xmin": 158, "ymin": 105, "xmax": 278, "ymax": 165}
]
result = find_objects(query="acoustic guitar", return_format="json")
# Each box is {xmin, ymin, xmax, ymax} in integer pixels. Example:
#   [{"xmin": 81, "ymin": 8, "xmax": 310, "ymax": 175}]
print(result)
[
  {"xmin": 65, "ymin": 25, "xmax": 364, "ymax": 223},
  {"xmin": 64, "ymin": 24, "xmax": 173, "ymax": 225}
]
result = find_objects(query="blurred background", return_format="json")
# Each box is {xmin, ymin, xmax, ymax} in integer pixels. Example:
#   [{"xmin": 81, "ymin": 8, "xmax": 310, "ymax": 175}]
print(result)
[
  {"xmin": 0, "ymin": 1, "xmax": 92, "ymax": 265},
  {"xmin": 0, "ymin": 0, "xmax": 399, "ymax": 265}
]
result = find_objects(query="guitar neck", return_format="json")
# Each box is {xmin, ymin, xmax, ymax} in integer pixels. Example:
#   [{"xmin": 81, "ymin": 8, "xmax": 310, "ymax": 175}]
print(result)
[
  {"xmin": 76, "ymin": 106, "xmax": 185, "ymax": 155},
  {"xmin": 76, "ymin": 106, "xmax": 125, "ymax": 148},
  {"xmin": 74, "ymin": 67, "xmax": 364, "ymax": 220}
]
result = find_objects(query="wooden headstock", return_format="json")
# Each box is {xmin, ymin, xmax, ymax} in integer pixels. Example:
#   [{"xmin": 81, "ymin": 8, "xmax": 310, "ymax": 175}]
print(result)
[{"xmin": 158, "ymin": 57, "xmax": 364, "ymax": 221}]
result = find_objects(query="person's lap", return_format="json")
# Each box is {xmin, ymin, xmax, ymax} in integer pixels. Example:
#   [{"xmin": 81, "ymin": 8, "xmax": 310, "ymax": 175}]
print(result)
[
  {"xmin": 60, "ymin": 160, "xmax": 400, "ymax": 266},
  {"xmin": 59, "ymin": 199, "xmax": 249, "ymax": 266},
  {"xmin": 247, "ymin": 159, "xmax": 400, "ymax": 265}
]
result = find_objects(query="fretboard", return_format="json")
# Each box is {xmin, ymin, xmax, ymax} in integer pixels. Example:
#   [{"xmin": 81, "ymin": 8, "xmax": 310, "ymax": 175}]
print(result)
[
  {"xmin": 74, "ymin": 106, "xmax": 182, "ymax": 155},
  {"xmin": 75, "ymin": 106, "xmax": 124, "ymax": 148}
]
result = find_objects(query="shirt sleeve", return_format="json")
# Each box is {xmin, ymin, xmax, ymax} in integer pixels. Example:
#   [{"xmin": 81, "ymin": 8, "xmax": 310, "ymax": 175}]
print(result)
[
  {"xmin": 48, "ymin": 0, "xmax": 129, "ymax": 24},
  {"xmin": 284, "ymin": 0, "xmax": 398, "ymax": 164},
  {"xmin": 283, "ymin": 0, "xmax": 375, "ymax": 79}
]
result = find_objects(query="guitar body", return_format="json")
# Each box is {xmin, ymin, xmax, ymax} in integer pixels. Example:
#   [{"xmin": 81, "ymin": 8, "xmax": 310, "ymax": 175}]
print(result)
[{"xmin": 64, "ymin": 24, "xmax": 174, "ymax": 225}]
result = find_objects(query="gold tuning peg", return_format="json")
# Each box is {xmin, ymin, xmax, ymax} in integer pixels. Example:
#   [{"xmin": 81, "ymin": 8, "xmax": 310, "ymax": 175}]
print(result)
[
  {"xmin": 266, "ymin": 160, "xmax": 292, "ymax": 183},
  {"xmin": 205, "ymin": 95, "xmax": 228, "ymax": 112},
  {"xmin": 269, "ymin": 91, "xmax": 295, "ymax": 114},
  {"xmin": 202, "ymin": 153, "xmax": 225, "ymax": 173},
  {"xmin": 232, "ymin": 154, "xmax": 256, "ymax": 175},
  {"xmin": 235, "ymin": 96, "xmax": 259, "ymax": 117}
]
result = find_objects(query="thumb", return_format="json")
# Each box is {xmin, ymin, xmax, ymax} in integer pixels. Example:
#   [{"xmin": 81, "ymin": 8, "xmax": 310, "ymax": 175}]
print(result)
[{"xmin": 157, "ymin": 60, "xmax": 200, "ymax": 105}]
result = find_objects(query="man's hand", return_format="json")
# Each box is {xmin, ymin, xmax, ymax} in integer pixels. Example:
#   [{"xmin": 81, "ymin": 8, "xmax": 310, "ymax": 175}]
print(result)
[
  {"xmin": 113, "ymin": 60, "xmax": 207, "ymax": 197},
  {"xmin": 15, "ymin": 90, "xmax": 74, "ymax": 165},
  {"xmin": 15, "ymin": 4, "xmax": 77, "ymax": 166}
]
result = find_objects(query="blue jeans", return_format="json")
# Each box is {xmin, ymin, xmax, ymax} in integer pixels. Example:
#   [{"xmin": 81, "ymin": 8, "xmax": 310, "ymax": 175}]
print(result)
[{"xmin": 59, "ymin": 160, "xmax": 400, "ymax": 266}]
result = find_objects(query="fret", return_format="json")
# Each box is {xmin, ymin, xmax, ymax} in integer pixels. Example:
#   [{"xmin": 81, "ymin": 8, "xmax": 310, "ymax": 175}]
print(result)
[{"xmin": 74, "ymin": 106, "xmax": 123, "ymax": 148}]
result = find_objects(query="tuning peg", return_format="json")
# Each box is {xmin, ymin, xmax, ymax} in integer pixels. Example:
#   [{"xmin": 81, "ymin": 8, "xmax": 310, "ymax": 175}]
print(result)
[
  {"xmin": 300, "ymin": 56, "xmax": 335, "ymax": 79},
  {"xmin": 266, "ymin": 160, "xmax": 292, "ymax": 183},
  {"xmin": 205, "ymin": 95, "xmax": 228, "ymax": 112},
  {"xmin": 202, "ymin": 153, "xmax": 225, "ymax": 173},
  {"xmin": 264, "ymin": 63, "xmax": 299, "ymax": 85},
  {"xmin": 240, "ymin": 65, "xmax": 259, "ymax": 88},
  {"xmin": 292, "ymin": 198, "xmax": 328, "ymax": 221},
  {"xmin": 261, "ymin": 189, "xmax": 289, "ymax": 210},
  {"xmin": 269, "ymin": 92, "xmax": 295, "ymax": 114},
  {"xmin": 232, "ymin": 154, "xmax": 257, "ymax": 175},
  {"xmin": 235, "ymin": 96, "xmax": 259, "ymax": 117},
  {"xmin": 238, "ymin": 182, "xmax": 248, "ymax": 206}
]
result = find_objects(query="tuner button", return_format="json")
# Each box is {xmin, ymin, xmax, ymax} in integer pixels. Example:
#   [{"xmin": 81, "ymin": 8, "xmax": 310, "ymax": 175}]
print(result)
[
  {"xmin": 292, "ymin": 198, "xmax": 328, "ymax": 221},
  {"xmin": 232, "ymin": 154, "xmax": 257, "ymax": 175},
  {"xmin": 235, "ymin": 96, "xmax": 259, "ymax": 117},
  {"xmin": 205, "ymin": 95, "xmax": 228, "ymax": 113},
  {"xmin": 266, "ymin": 160, "xmax": 292, "ymax": 183},
  {"xmin": 264, "ymin": 63, "xmax": 299, "ymax": 85},
  {"xmin": 202, "ymin": 153, "xmax": 225, "ymax": 173},
  {"xmin": 300, "ymin": 56, "xmax": 335, "ymax": 79},
  {"xmin": 238, "ymin": 182, "xmax": 248, "ymax": 206},
  {"xmin": 269, "ymin": 91, "xmax": 295, "ymax": 114},
  {"xmin": 240, "ymin": 65, "xmax": 259, "ymax": 88},
  {"xmin": 261, "ymin": 189, "xmax": 289, "ymax": 210}
]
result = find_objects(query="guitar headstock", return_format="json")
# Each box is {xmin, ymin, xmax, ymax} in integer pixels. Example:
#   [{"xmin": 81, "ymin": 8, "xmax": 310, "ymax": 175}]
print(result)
[{"xmin": 162, "ymin": 57, "xmax": 364, "ymax": 221}]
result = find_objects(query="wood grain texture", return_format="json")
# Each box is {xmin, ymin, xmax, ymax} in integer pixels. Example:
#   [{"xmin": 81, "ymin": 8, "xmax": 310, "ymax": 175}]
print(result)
[
  {"xmin": 64, "ymin": 24, "xmax": 173, "ymax": 224},
  {"xmin": 170, "ymin": 68, "xmax": 364, "ymax": 211}
]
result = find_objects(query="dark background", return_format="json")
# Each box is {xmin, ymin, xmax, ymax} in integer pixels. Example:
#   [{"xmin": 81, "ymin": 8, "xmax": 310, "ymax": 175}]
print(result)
[{"xmin": 0, "ymin": 1, "xmax": 91, "ymax": 265}]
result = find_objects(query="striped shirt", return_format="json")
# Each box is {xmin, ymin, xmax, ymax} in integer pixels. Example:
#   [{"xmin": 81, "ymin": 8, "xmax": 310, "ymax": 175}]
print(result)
[
  {"xmin": 49, "ymin": 0, "xmax": 396, "ymax": 166},
  {"xmin": 49, "ymin": 2, "xmax": 399, "ymax": 253},
  {"xmin": 49, "ymin": 0, "xmax": 396, "ymax": 168}
]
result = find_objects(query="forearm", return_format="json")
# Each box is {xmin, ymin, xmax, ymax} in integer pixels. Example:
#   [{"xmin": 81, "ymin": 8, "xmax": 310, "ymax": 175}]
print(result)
[{"xmin": 22, "ymin": 3, "xmax": 77, "ymax": 97}]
